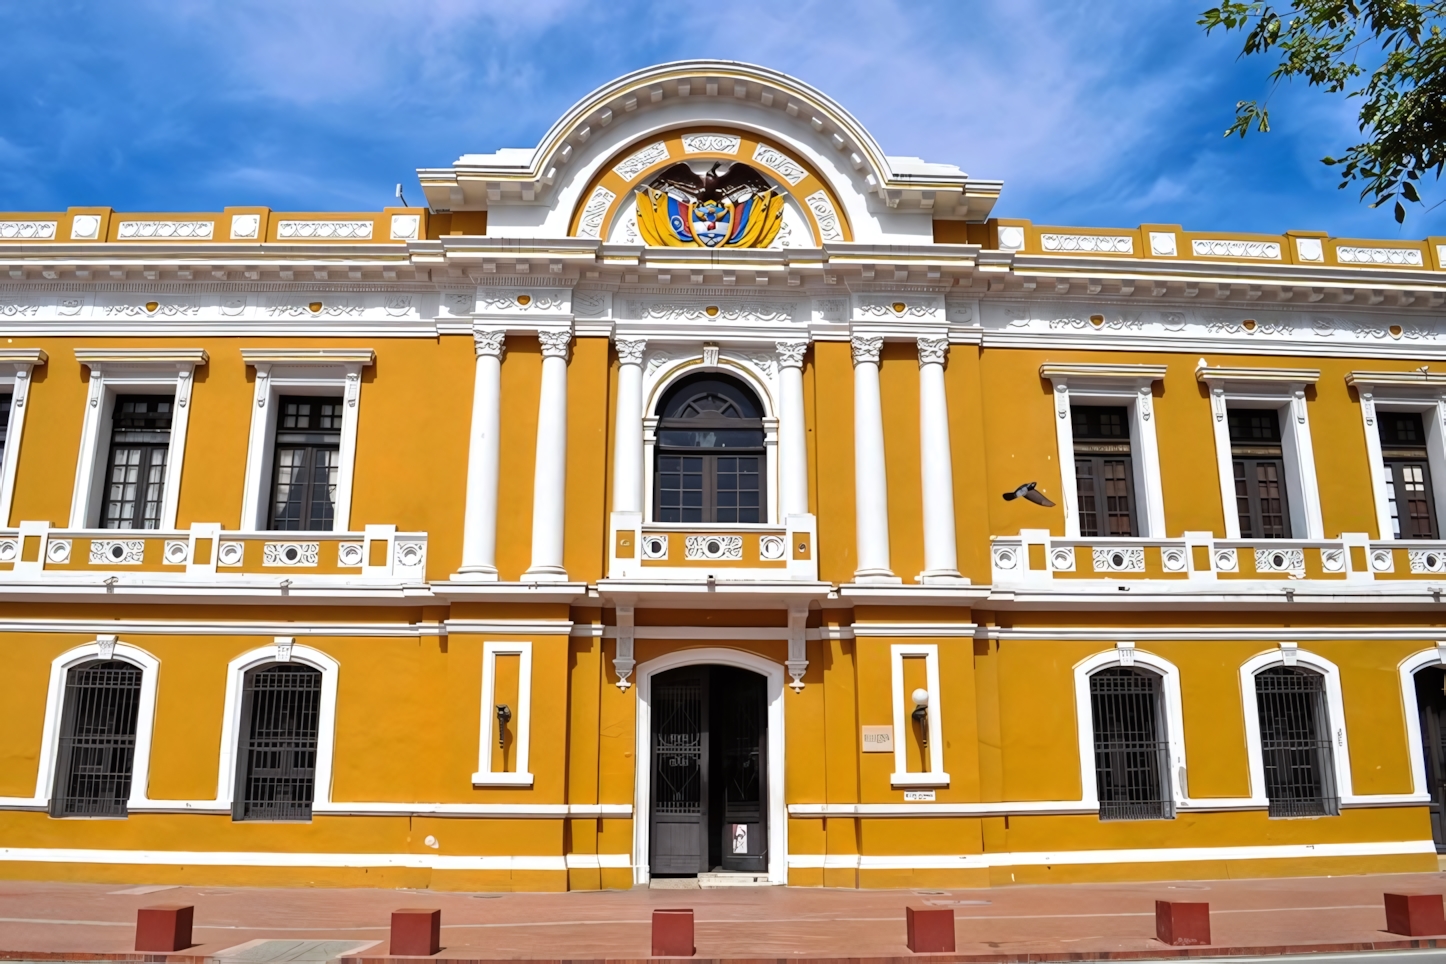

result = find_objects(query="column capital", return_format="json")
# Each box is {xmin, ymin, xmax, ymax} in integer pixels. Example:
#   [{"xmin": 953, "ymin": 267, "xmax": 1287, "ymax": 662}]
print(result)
[
  {"xmin": 850, "ymin": 335, "xmax": 883, "ymax": 366},
  {"xmin": 916, "ymin": 336, "xmax": 949, "ymax": 367},
  {"xmin": 615, "ymin": 338, "xmax": 647, "ymax": 366},
  {"xmin": 473, "ymin": 328, "xmax": 506, "ymax": 359},
  {"xmin": 538, "ymin": 329, "xmax": 573, "ymax": 361},
  {"xmin": 776, "ymin": 340, "xmax": 809, "ymax": 370}
]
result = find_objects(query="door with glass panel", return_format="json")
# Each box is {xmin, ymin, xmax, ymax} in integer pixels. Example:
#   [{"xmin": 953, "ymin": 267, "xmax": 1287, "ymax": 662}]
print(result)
[
  {"xmin": 1072, "ymin": 405, "xmax": 1137, "ymax": 537},
  {"xmin": 102, "ymin": 395, "xmax": 173, "ymax": 529},
  {"xmin": 1229, "ymin": 408, "xmax": 1291, "ymax": 538},
  {"xmin": 268, "ymin": 396, "xmax": 342, "ymax": 530},
  {"xmin": 1378, "ymin": 411, "xmax": 1438, "ymax": 538}
]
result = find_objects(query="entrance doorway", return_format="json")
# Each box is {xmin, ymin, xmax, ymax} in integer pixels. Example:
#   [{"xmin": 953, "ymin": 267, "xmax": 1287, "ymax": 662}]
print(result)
[
  {"xmin": 1416, "ymin": 666, "xmax": 1446, "ymax": 851},
  {"xmin": 649, "ymin": 665, "xmax": 767, "ymax": 876}
]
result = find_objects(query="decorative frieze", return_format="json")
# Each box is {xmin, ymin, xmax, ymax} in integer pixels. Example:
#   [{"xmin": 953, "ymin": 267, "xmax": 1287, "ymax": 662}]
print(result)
[
  {"xmin": 389, "ymin": 214, "xmax": 420, "ymax": 240},
  {"xmin": 276, "ymin": 220, "xmax": 373, "ymax": 240},
  {"xmin": 0, "ymin": 221, "xmax": 57, "ymax": 240},
  {"xmin": 90, "ymin": 539, "xmax": 144, "ymax": 565},
  {"xmin": 1191, "ymin": 239, "xmax": 1281, "ymax": 260},
  {"xmin": 684, "ymin": 534, "xmax": 742, "ymax": 561},
  {"xmin": 1336, "ymin": 245, "xmax": 1423, "ymax": 266},
  {"xmin": 751, "ymin": 144, "xmax": 807, "ymax": 185},
  {"xmin": 576, "ymin": 186, "xmax": 616, "ymax": 239},
  {"xmin": 1409, "ymin": 548, "xmax": 1446, "ymax": 574},
  {"xmin": 803, "ymin": 190, "xmax": 843, "ymax": 241},
  {"xmin": 230, "ymin": 214, "xmax": 261, "ymax": 239},
  {"xmin": 1254, "ymin": 547, "xmax": 1304, "ymax": 575},
  {"xmin": 263, "ymin": 542, "xmax": 319, "ymax": 567},
  {"xmin": 682, "ymin": 133, "xmax": 740, "ymax": 154},
  {"xmin": 70, "ymin": 215, "xmax": 101, "ymax": 240},
  {"xmin": 612, "ymin": 141, "xmax": 670, "ymax": 181},
  {"xmin": 116, "ymin": 220, "xmax": 213, "ymax": 240},
  {"xmin": 1093, "ymin": 546, "xmax": 1145, "ymax": 572},
  {"xmin": 1295, "ymin": 237, "xmax": 1324, "ymax": 262},
  {"xmin": 1040, "ymin": 234, "xmax": 1133, "ymax": 254}
]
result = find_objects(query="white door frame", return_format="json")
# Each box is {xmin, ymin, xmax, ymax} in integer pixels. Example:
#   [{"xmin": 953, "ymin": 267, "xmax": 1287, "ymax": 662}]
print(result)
[{"xmin": 631, "ymin": 647, "xmax": 787, "ymax": 885}]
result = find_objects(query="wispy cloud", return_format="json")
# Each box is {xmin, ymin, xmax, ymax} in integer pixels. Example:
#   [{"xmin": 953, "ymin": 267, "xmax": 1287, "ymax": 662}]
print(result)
[{"xmin": 0, "ymin": 0, "xmax": 1437, "ymax": 236}]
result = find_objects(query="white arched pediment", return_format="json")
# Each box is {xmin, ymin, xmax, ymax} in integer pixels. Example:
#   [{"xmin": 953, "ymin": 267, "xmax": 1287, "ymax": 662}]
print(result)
[{"xmin": 417, "ymin": 60, "xmax": 1000, "ymax": 245}]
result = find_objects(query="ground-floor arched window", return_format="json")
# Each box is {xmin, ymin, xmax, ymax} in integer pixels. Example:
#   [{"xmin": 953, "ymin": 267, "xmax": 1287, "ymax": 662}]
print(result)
[
  {"xmin": 1255, "ymin": 667, "xmax": 1338, "ymax": 816},
  {"xmin": 233, "ymin": 663, "xmax": 322, "ymax": 821},
  {"xmin": 1089, "ymin": 667, "xmax": 1173, "ymax": 820},
  {"xmin": 50, "ymin": 659, "xmax": 143, "ymax": 817}
]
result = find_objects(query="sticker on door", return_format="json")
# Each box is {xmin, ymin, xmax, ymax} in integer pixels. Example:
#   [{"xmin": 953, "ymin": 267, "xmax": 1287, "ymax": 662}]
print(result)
[{"xmin": 731, "ymin": 823, "xmax": 748, "ymax": 854}]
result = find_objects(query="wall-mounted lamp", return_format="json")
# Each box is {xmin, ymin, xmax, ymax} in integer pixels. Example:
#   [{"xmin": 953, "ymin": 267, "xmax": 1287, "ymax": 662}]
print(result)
[
  {"xmin": 911, "ymin": 688, "xmax": 929, "ymax": 749},
  {"xmin": 495, "ymin": 704, "xmax": 512, "ymax": 748}
]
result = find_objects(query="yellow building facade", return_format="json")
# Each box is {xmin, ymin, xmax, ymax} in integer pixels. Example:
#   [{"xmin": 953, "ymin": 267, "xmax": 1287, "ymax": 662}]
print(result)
[{"xmin": 0, "ymin": 60, "xmax": 1445, "ymax": 891}]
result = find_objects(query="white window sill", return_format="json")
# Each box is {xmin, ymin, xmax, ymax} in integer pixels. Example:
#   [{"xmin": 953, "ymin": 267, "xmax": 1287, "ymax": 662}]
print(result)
[
  {"xmin": 890, "ymin": 772, "xmax": 950, "ymax": 788},
  {"xmin": 471, "ymin": 772, "xmax": 535, "ymax": 787}
]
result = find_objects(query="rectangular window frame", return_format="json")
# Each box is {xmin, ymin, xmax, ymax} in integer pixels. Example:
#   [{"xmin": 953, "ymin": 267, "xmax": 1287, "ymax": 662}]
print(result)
[
  {"xmin": 239, "ymin": 350, "xmax": 373, "ymax": 532},
  {"xmin": 889, "ymin": 643, "xmax": 948, "ymax": 788},
  {"xmin": 0, "ymin": 349, "xmax": 45, "ymax": 526},
  {"xmin": 1200, "ymin": 366, "xmax": 1323, "ymax": 540},
  {"xmin": 266, "ymin": 395, "xmax": 345, "ymax": 531},
  {"xmin": 642, "ymin": 417, "xmax": 781, "ymax": 526},
  {"xmin": 1041, "ymin": 366, "xmax": 1166, "ymax": 539},
  {"xmin": 473, "ymin": 640, "xmax": 534, "ymax": 787},
  {"xmin": 101, "ymin": 395, "xmax": 175, "ymax": 531},
  {"xmin": 1348, "ymin": 376, "xmax": 1446, "ymax": 542},
  {"xmin": 69, "ymin": 350, "xmax": 204, "ymax": 530}
]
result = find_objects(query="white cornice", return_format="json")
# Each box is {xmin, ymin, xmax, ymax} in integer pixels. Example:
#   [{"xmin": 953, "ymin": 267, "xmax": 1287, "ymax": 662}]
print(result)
[
  {"xmin": 74, "ymin": 348, "xmax": 206, "ymax": 369},
  {"xmin": 1346, "ymin": 369, "xmax": 1446, "ymax": 390},
  {"xmin": 240, "ymin": 348, "xmax": 375, "ymax": 367},
  {"xmin": 1195, "ymin": 362, "xmax": 1320, "ymax": 387},
  {"xmin": 1039, "ymin": 363, "xmax": 1167, "ymax": 383}
]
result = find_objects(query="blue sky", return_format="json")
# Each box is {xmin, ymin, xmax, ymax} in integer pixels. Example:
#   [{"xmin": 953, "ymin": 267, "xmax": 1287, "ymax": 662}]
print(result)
[{"xmin": 1, "ymin": 0, "xmax": 1440, "ymax": 239}]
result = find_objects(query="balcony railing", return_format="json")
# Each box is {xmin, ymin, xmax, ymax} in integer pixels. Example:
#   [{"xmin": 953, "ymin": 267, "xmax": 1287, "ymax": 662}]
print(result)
[
  {"xmin": 991, "ymin": 528, "xmax": 1446, "ymax": 589},
  {"xmin": 0, "ymin": 522, "xmax": 427, "ymax": 586},
  {"xmin": 607, "ymin": 512, "xmax": 818, "ymax": 582}
]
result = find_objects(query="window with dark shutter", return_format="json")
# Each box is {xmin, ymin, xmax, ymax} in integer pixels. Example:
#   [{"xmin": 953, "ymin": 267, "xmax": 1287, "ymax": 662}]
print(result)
[
  {"xmin": 50, "ymin": 660, "xmax": 143, "ymax": 817},
  {"xmin": 102, "ymin": 395, "xmax": 173, "ymax": 530},
  {"xmin": 1229, "ymin": 408, "xmax": 1291, "ymax": 538},
  {"xmin": 1072, "ymin": 406, "xmax": 1137, "ymax": 537},
  {"xmin": 268, "ymin": 396, "xmax": 343, "ymax": 531},
  {"xmin": 1378, "ymin": 411, "xmax": 1438, "ymax": 538},
  {"xmin": 233, "ymin": 663, "xmax": 322, "ymax": 821},
  {"xmin": 654, "ymin": 374, "xmax": 766, "ymax": 524},
  {"xmin": 0, "ymin": 392, "xmax": 12, "ymax": 469},
  {"xmin": 1255, "ymin": 667, "xmax": 1339, "ymax": 817},
  {"xmin": 1090, "ymin": 667, "xmax": 1173, "ymax": 820}
]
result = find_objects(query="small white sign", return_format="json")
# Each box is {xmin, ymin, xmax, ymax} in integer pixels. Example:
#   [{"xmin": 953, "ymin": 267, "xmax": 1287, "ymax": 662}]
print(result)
[
  {"xmin": 731, "ymin": 823, "xmax": 748, "ymax": 854},
  {"xmin": 904, "ymin": 790, "xmax": 936, "ymax": 802},
  {"xmin": 861, "ymin": 725, "xmax": 894, "ymax": 753}
]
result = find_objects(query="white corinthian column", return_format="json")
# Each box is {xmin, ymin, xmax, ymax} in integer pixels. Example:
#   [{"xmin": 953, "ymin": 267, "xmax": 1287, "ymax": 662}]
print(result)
[
  {"xmin": 776, "ymin": 340, "xmax": 810, "ymax": 519},
  {"xmin": 525, "ymin": 329, "xmax": 572, "ymax": 582},
  {"xmin": 458, "ymin": 329, "xmax": 505, "ymax": 580},
  {"xmin": 917, "ymin": 336, "xmax": 964, "ymax": 583},
  {"xmin": 612, "ymin": 339, "xmax": 647, "ymax": 514},
  {"xmin": 851, "ymin": 335, "xmax": 897, "ymax": 582}
]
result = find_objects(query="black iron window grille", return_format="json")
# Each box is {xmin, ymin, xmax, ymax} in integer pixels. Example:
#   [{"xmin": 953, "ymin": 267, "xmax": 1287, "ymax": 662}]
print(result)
[
  {"xmin": 50, "ymin": 660, "xmax": 143, "ymax": 817},
  {"xmin": 1072, "ymin": 406, "xmax": 1138, "ymax": 537},
  {"xmin": 1379, "ymin": 411, "xmax": 1439, "ymax": 539},
  {"xmin": 102, "ymin": 395, "xmax": 173, "ymax": 530},
  {"xmin": 1255, "ymin": 667, "xmax": 1339, "ymax": 817},
  {"xmin": 653, "ymin": 677, "xmax": 703, "ymax": 817},
  {"xmin": 1229, "ymin": 408, "xmax": 1291, "ymax": 538},
  {"xmin": 268, "ymin": 396, "xmax": 343, "ymax": 531},
  {"xmin": 234, "ymin": 663, "xmax": 322, "ymax": 821},
  {"xmin": 654, "ymin": 374, "xmax": 765, "ymax": 524},
  {"xmin": 1090, "ymin": 667, "xmax": 1173, "ymax": 820}
]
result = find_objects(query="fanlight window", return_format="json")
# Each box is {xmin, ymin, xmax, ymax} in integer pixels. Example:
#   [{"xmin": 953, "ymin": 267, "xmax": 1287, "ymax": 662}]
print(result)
[{"xmin": 654, "ymin": 374, "xmax": 766, "ymax": 524}]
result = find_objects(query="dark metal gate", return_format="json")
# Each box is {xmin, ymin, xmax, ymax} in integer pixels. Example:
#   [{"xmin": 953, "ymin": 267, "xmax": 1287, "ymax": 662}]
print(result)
[
  {"xmin": 717, "ymin": 667, "xmax": 767, "ymax": 872},
  {"xmin": 234, "ymin": 664, "xmax": 321, "ymax": 821},
  {"xmin": 50, "ymin": 660, "xmax": 143, "ymax": 817},
  {"xmin": 1089, "ymin": 667, "xmax": 1172, "ymax": 820},
  {"xmin": 1255, "ymin": 667, "xmax": 1338, "ymax": 816},
  {"xmin": 1416, "ymin": 666, "xmax": 1446, "ymax": 850},
  {"xmin": 650, "ymin": 669, "xmax": 706, "ymax": 874}
]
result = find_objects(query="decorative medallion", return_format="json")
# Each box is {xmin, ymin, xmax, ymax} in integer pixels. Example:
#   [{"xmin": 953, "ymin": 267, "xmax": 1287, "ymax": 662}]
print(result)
[{"xmin": 635, "ymin": 162, "xmax": 784, "ymax": 249}]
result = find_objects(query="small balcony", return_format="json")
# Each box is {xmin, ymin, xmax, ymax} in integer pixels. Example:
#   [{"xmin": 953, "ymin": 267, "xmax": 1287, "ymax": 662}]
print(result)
[
  {"xmin": 0, "ymin": 521, "xmax": 427, "ymax": 599},
  {"xmin": 606, "ymin": 512, "xmax": 819, "ymax": 584},
  {"xmin": 991, "ymin": 528, "xmax": 1446, "ymax": 600}
]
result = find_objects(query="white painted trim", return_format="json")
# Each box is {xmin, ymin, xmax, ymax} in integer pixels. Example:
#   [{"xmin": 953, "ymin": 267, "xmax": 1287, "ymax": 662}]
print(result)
[
  {"xmin": 215, "ymin": 642, "xmax": 340, "ymax": 811},
  {"xmin": 0, "ymin": 352, "xmax": 44, "ymax": 527},
  {"xmin": 1073, "ymin": 647, "xmax": 1186, "ymax": 812},
  {"xmin": 1239, "ymin": 646, "xmax": 1353, "ymax": 808},
  {"xmin": 1398, "ymin": 646, "xmax": 1446, "ymax": 801},
  {"xmin": 240, "ymin": 354, "xmax": 372, "ymax": 531},
  {"xmin": 890, "ymin": 643, "xmax": 947, "ymax": 786},
  {"xmin": 785, "ymin": 838, "xmax": 1435, "ymax": 870},
  {"xmin": 0, "ymin": 846, "xmax": 575, "ymax": 870},
  {"xmin": 68, "ymin": 353, "xmax": 204, "ymax": 530},
  {"xmin": 30, "ymin": 639, "xmax": 160, "ymax": 811},
  {"xmin": 631, "ymin": 646, "xmax": 787, "ymax": 887},
  {"xmin": 564, "ymin": 852, "xmax": 634, "ymax": 869},
  {"xmin": 981, "ymin": 625, "xmax": 1446, "ymax": 642},
  {"xmin": 473, "ymin": 640, "xmax": 534, "ymax": 786}
]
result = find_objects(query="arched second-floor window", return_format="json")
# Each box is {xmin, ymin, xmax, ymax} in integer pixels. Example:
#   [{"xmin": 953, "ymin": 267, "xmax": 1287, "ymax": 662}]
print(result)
[
  {"xmin": 654, "ymin": 373, "xmax": 765, "ymax": 524},
  {"xmin": 1255, "ymin": 666, "xmax": 1339, "ymax": 816},
  {"xmin": 1089, "ymin": 667, "xmax": 1173, "ymax": 820},
  {"xmin": 50, "ymin": 659, "xmax": 143, "ymax": 817},
  {"xmin": 233, "ymin": 663, "xmax": 322, "ymax": 822}
]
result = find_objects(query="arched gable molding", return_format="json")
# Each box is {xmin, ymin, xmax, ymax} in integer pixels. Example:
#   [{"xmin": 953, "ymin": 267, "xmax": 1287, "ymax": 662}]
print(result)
[
  {"xmin": 1072, "ymin": 646, "xmax": 1188, "ymax": 812},
  {"xmin": 1238, "ymin": 647, "xmax": 1354, "ymax": 807},
  {"xmin": 1396, "ymin": 646, "xmax": 1446, "ymax": 802},
  {"xmin": 630, "ymin": 647, "xmax": 787, "ymax": 887},
  {"xmin": 215, "ymin": 641, "xmax": 340, "ymax": 810},
  {"xmin": 32, "ymin": 638, "xmax": 160, "ymax": 808}
]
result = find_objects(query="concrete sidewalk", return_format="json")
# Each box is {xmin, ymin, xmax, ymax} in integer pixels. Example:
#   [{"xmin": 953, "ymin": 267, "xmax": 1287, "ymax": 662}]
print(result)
[{"xmin": 1, "ymin": 872, "xmax": 1446, "ymax": 961}]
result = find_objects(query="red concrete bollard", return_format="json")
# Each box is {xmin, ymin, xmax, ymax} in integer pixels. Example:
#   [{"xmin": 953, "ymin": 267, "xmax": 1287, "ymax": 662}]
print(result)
[
  {"xmin": 136, "ymin": 905, "xmax": 193, "ymax": 952},
  {"xmin": 390, "ymin": 908, "xmax": 441, "ymax": 956},
  {"xmin": 1156, "ymin": 900, "xmax": 1211, "ymax": 946},
  {"xmin": 652, "ymin": 908, "xmax": 695, "ymax": 957},
  {"xmin": 906, "ymin": 906, "xmax": 956, "ymax": 953},
  {"xmin": 1385, "ymin": 893, "xmax": 1446, "ymax": 936}
]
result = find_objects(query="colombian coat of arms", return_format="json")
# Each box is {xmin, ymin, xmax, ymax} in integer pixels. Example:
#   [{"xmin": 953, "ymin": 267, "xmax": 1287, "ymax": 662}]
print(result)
[{"xmin": 634, "ymin": 161, "xmax": 786, "ymax": 248}]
